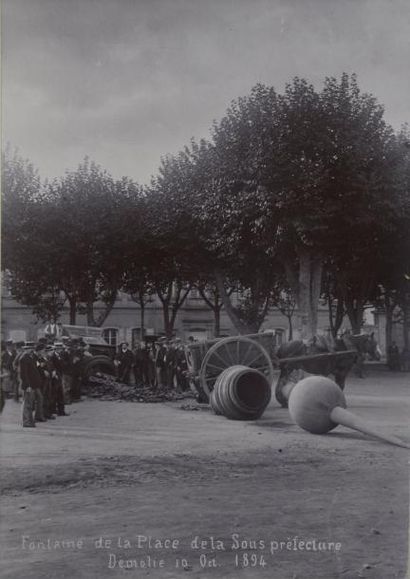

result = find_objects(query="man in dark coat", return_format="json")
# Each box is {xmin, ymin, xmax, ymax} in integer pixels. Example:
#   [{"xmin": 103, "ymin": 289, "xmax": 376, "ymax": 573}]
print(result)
[
  {"xmin": 19, "ymin": 344, "xmax": 45, "ymax": 427},
  {"xmin": 165, "ymin": 341, "xmax": 177, "ymax": 389},
  {"xmin": 174, "ymin": 341, "xmax": 188, "ymax": 392},
  {"xmin": 387, "ymin": 341, "xmax": 400, "ymax": 371},
  {"xmin": 2, "ymin": 340, "xmax": 18, "ymax": 400},
  {"xmin": 70, "ymin": 340, "xmax": 84, "ymax": 400},
  {"xmin": 12, "ymin": 341, "xmax": 25, "ymax": 400},
  {"xmin": 35, "ymin": 344, "xmax": 56, "ymax": 419},
  {"xmin": 154, "ymin": 338, "xmax": 167, "ymax": 388},
  {"xmin": 50, "ymin": 343, "xmax": 68, "ymax": 415},
  {"xmin": 140, "ymin": 342, "xmax": 153, "ymax": 386},
  {"xmin": 115, "ymin": 342, "xmax": 134, "ymax": 385},
  {"xmin": 133, "ymin": 342, "xmax": 144, "ymax": 386},
  {"xmin": 147, "ymin": 342, "xmax": 156, "ymax": 387},
  {"xmin": 60, "ymin": 338, "xmax": 72, "ymax": 404}
]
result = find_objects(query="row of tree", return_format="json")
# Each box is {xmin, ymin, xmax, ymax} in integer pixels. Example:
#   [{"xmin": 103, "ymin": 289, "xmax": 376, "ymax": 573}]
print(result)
[{"xmin": 2, "ymin": 74, "xmax": 410, "ymax": 346}]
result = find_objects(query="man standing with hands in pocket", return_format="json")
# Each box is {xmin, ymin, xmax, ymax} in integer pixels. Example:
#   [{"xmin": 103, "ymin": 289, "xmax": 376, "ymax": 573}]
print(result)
[{"xmin": 19, "ymin": 343, "xmax": 45, "ymax": 427}]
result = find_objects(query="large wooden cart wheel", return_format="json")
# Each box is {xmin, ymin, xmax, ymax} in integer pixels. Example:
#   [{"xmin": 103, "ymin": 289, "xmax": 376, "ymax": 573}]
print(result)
[{"xmin": 199, "ymin": 336, "xmax": 274, "ymax": 400}]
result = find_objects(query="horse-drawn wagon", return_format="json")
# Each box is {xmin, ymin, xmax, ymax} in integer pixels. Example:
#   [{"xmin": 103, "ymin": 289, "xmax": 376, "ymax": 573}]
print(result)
[{"xmin": 185, "ymin": 331, "xmax": 359, "ymax": 413}]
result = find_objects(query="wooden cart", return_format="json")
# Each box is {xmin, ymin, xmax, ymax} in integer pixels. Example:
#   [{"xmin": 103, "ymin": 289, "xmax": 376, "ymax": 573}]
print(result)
[{"xmin": 185, "ymin": 331, "xmax": 357, "ymax": 407}]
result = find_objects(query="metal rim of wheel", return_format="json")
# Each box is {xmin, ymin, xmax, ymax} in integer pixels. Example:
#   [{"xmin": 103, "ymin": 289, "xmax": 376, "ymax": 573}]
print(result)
[{"xmin": 199, "ymin": 336, "xmax": 274, "ymax": 398}]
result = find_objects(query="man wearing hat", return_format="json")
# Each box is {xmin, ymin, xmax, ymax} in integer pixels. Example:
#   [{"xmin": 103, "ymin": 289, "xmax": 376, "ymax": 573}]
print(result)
[
  {"xmin": 60, "ymin": 338, "xmax": 72, "ymax": 404},
  {"xmin": 48, "ymin": 344, "xmax": 68, "ymax": 416},
  {"xmin": 70, "ymin": 339, "xmax": 84, "ymax": 401},
  {"xmin": 19, "ymin": 343, "xmax": 45, "ymax": 426},
  {"xmin": 35, "ymin": 343, "xmax": 55, "ymax": 420},
  {"xmin": 165, "ymin": 340, "xmax": 177, "ymax": 389},
  {"xmin": 132, "ymin": 341, "xmax": 144, "ymax": 387},
  {"xmin": 115, "ymin": 342, "xmax": 134, "ymax": 385},
  {"xmin": 2, "ymin": 340, "xmax": 17, "ymax": 400},
  {"xmin": 155, "ymin": 337, "xmax": 168, "ymax": 388},
  {"xmin": 175, "ymin": 339, "xmax": 188, "ymax": 392},
  {"xmin": 12, "ymin": 341, "xmax": 26, "ymax": 402}
]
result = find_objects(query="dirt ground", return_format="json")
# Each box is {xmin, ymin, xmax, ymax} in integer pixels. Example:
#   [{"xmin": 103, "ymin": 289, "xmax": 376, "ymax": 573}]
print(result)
[{"xmin": 0, "ymin": 365, "xmax": 409, "ymax": 579}]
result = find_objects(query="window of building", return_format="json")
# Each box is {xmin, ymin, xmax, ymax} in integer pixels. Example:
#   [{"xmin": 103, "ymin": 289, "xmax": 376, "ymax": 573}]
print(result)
[{"xmin": 102, "ymin": 328, "xmax": 118, "ymax": 347}]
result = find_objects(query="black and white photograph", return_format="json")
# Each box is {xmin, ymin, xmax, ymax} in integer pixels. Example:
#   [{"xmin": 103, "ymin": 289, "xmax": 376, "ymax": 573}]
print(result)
[{"xmin": 1, "ymin": 1, "xmax": 409, "ymax": 578}]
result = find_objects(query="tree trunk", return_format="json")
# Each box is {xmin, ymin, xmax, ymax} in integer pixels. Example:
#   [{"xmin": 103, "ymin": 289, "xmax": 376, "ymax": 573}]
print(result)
[
  {"xmin": 86, "ymin": 300, "xmax": 95, "ymax": 327},
  {"xmin": 345, "ymin": 298, "xmax": 364, "ymax": 334},
  {"xmin": 403, "ymin": 304, "xmax": 409, "ymax": 350},
  {"xmin": 198, "ymin": 283, "xmax": 235, "ymax": 338},
  {"xmin": 310, "ymin": 255, "xmax": 323, "ymax": 337},
  {"xmin": 170, "ymin": 285, "xmax": 190, "ymax": 333},
  {"xmin": 95, "ymin": 297, "xmax": 117, "ymax": 327},
  {"xmin": 214, "ymin": 271, "xmax": 252, "ymax": 335},
  {"xmin": 328, "ymin": 295, "xmax": 345, "ymax": 338},
  {"xmin": 140, "ymin": 303, "xmax": 145, "ymax": 341},
  {"xmin": 161, "ymin": 302, "xmax": 172, "ymax": 339},
  {"xmin": 296, "ymin": 248, "xmax": 322, "ymax": 340},
  {"xmin": 156, "ymin": 282, "xmax": 191, "ymax": 339},
  {"xmin": 287, "ymin": 315, "xmax": 293, "ymax": 340},
  {"xmin": 84, "ymin": 290, "xmax": 117, "ymax": 328},
  {"xmin": 336, "ymin": 267, "xmax": 375, "ymax": 336},
  {"xmin": 214, "ymin": 306, "xmax": 221, "ymax": 338},
  {"xmin": 69, "ymin": 298, "xmax": 77, "ymax": 325}
]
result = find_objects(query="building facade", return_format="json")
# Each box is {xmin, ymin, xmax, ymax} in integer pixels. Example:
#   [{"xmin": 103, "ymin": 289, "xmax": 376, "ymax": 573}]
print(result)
[{"xmin": 1, "ymin": 286, "xmax": 340, "ymax": 347}]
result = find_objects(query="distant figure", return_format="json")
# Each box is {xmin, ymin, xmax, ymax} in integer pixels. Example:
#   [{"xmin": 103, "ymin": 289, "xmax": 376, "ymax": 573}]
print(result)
[
  {"xmin": 154, "ymin": 338, "xmax": 168, "ymax": 388},
  {"xmin": 400, "ymin": 347, "xmax": 410, "ymax": 372},
  {"xmin": 175, "ymin": 341, "xmax": 188, "ymax": 392},
  {"xmin": 387, "ymin": 341, "xmax": 400, "ymax": 371},
  {"xmin": 1, "ymin": 340, "xmax": 17, "ymax": 399},
  {"xmin": 44, "ymin": 322, "xmax": 63, "ymax": 342},
  {"xmin": 115, "ymin": 342, "xmax": 134, "ymax": 385},
  {"xmin": 133, "ymin": 342, "xmax": 143, "ymax": 386}
]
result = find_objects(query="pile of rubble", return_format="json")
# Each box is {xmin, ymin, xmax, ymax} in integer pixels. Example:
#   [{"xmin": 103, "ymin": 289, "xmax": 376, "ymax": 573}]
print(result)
[{"xmin": 86, "ymin": 373, "xmax": 194, "ymax": 403}]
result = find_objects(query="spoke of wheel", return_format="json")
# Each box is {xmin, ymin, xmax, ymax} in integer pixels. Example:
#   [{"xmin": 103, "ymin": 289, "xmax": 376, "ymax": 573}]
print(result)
[
  {"xmin": 205, "ymin": 374, "xmax": 220, "ymax": 382},
  {"xmin": 206, "ymin": 362, "xmax": 228, "ymax": 372},
  {"xmin": 241, "ymin": 342, "xmax": 255, "ymax": 365},
  {"xmin": 210, "ymin": 349, "xmax": 230, "ymax": 368},
  {"xmin": 246, "ymin": 352, "xmax": 264, "ymax": 367},
  {"xmin": 223, "ymin": 343, "xmax": 235, "ymax": 365}
]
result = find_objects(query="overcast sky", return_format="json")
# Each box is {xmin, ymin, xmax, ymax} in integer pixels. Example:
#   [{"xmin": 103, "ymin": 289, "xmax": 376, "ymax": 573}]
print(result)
[{"xmin": 3, "ymin": 0, "xmax": 410, "ymax": 185}]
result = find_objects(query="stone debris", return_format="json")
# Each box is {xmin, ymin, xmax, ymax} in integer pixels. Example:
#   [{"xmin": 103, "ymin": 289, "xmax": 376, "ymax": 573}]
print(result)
[{"xmin": 86, "ymin": 373, "xmax": 193, "ymax": 403}]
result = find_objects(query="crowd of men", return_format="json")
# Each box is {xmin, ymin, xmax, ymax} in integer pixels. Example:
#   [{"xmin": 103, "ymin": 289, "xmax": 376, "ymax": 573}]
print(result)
[
  {"xmin": 114, "ymin": 336, "xmax": 190, "ymax": 391},
  {"xmin": 0, "ymin": 337, "xmax": 89, "ymax": 426},
  {"xmin": 0, "ymin": 334, "xmax": 193, "ymax": 426}
]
